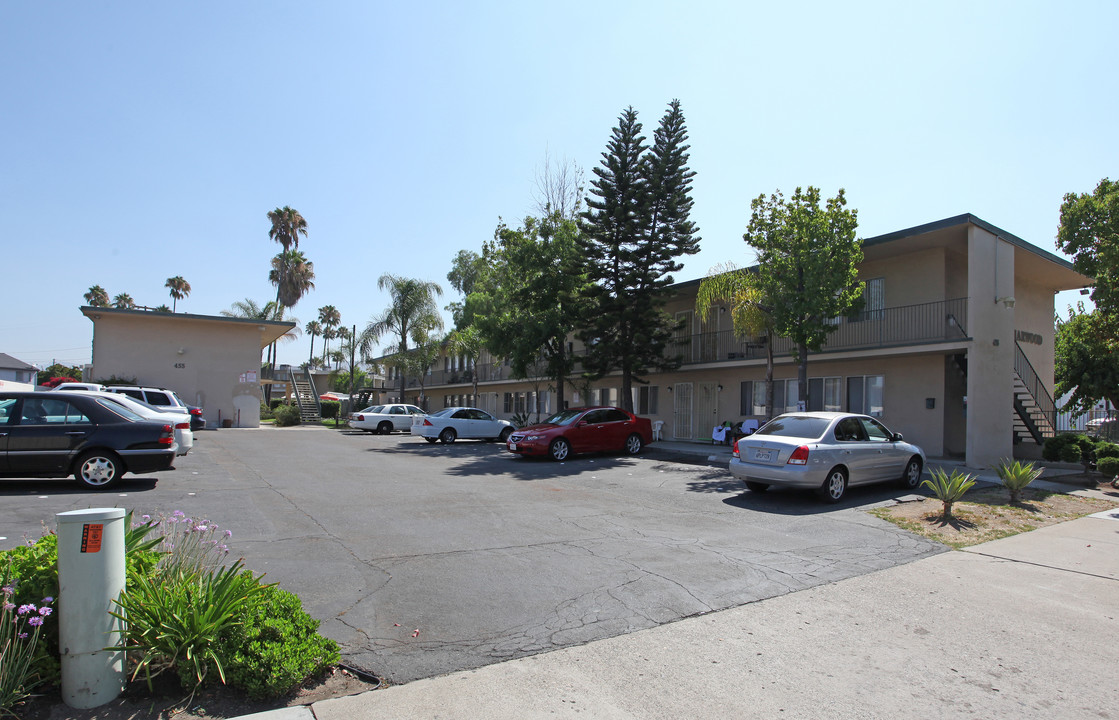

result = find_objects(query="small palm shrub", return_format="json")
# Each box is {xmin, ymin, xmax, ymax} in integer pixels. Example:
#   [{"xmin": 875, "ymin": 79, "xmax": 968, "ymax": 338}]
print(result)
[
  {"xmin": 921, "ymin": 467, "xmax": 977, "ymax": 520},
  {"xmin": 995, "ymin": 459, "xmax": 1043, "ymax": 503},
  {"xmin": 510, "ymin": 411, "xmax": 531, "ymax": 428},
  {"xmin": 273, "ymin": 404, "xmax": 302, "ymax": 426}
]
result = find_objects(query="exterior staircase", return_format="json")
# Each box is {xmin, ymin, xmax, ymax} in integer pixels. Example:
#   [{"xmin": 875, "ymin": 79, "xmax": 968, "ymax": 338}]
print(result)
[
  {"xmin": 290, "ymin": 368, "xmax": 322, "ymax": 422},
  {"xmin": 1012, "ymin": 343, "xmax": 1056, "ymax": 445}
]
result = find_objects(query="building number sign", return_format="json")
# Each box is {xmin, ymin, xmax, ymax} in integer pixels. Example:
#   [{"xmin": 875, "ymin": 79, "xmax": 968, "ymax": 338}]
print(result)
[{"xmin": 174, "ymin": 363, "xmax": 186, "ymax": 369}]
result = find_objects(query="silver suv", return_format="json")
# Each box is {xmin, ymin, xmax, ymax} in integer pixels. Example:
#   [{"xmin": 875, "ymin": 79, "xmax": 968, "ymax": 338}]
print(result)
[{"xmin": 107, "ymin": 386, "xmax": 204, "ymax": 430}]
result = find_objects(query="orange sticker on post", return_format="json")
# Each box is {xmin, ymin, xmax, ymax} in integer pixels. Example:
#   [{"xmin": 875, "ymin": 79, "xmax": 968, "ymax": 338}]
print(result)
[{"xmin": 81, "ymin": 524, "xmax": 103, "ymax": 553}]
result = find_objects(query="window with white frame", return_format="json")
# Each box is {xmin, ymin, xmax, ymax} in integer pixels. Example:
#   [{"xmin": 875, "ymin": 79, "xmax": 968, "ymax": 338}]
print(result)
[
  {"xmin": 635, "ymin": 386, "xmax": 658, "ymax": 415},
  {"xmin": 847, "ymin": 375, "xmax": 884, "ymax": 417},
  {"xmin": 752, "ymin": 380, "xmax": 801, "ymax": 415}
]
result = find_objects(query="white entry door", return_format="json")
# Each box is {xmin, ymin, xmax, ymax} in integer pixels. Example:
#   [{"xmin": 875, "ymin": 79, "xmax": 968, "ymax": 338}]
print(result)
[{"xmin": 673, "ymin": 382, "xmax": 693, "ymax": 439}]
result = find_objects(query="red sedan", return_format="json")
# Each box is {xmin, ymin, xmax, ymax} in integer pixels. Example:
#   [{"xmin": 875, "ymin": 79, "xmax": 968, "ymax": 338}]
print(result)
[{"xmin": 506, "ymin": 406, "xmax": 654, "ymax": 461}]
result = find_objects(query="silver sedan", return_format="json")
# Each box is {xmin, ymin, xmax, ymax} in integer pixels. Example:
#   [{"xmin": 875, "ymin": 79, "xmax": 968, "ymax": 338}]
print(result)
[
  {"xmin": 411, "ymin": 407, "xmax": 514, "ymax": 444},
  {"xmin": 728, "ymin": 412, "xmax": 925, "ymax": 502}
]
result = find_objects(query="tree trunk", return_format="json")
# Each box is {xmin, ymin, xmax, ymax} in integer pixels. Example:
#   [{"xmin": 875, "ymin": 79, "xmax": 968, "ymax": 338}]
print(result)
[
  {"xmin": 797, "ymin": 341, "xmax": 809, "ymax": 410},
  {"xmin": 765, "ymin": 333, "xmax": 775, "ymax": 421}
]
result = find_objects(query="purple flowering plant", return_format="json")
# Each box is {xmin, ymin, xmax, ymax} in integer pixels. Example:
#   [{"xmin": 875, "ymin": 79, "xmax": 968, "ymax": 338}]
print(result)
[{"xmin": 1, "ymin": 564, "xmax": 55, "ymax": 715}]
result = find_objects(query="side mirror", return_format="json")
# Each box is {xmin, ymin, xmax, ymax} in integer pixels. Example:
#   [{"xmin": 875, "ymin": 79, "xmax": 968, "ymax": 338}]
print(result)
[{"xmin": 893, "ymin": 432, "xmax": 904, "ymax": 441}]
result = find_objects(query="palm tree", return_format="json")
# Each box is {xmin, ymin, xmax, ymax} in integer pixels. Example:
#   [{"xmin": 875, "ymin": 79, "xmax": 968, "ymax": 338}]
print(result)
[
  {"xmin": 112, "ymin": 293, "xmax": 135, "ymax": 309},
  {"xmin": 329, "ymin": 349, "xmax": 345, "ymax": 371},
  {"xmin": 222, "ymin": 298, "xmax": 299, "ymax": 367},
  {"xmin": 696, "ymin": 263, "xmax": 776, "ymax": 419},
  {"xmin": 318, "ymin": 305, "xmax": 341, "ymax": 362},
  {"xmin": 267, "ymin": 206, "xmax": 308, "ymax": 254},
  {"xmin": 359, "ymin": 274, "xmax": 443, "ymax": 401},
  {"xmin": 305, "ymin": 320, "xmax": 323, "ymax": 366},
  {"xmin": 165, "ymin": 276, "xmax": 191, "ymax": 312},
  {"xmin": 84, "ymin": 285, "xmax": 110, "ymax": 307},
  {"xmin": 269, "ymin": 251, "xmax": 316, "ymax": 309}
]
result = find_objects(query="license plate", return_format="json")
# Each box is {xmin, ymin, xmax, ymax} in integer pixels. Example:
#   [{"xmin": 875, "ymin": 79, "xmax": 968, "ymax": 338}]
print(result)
[
  {"xmin": 509, "ymin": 443, "xmax": 517, "ymax": 451},
  {"xmin": 753, "ymin": 449, "xmax": 773, "ymax": 462}
]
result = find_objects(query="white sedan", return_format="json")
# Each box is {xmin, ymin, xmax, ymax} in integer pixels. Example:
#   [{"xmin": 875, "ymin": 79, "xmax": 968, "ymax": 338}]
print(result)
[
  {"xmin": 411, "ymin": 407, "xmax": 515, "ymax": 444},
  {"xmin": 69, "ymin": 390, "xmax": 193, "ymax": 456},
  {"xmin": 348, "ymin": 404, "xmax": 427, "ymax": 434}
]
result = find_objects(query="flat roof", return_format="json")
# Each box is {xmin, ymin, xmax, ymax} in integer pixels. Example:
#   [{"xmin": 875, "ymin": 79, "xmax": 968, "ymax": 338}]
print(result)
[{"xmin": 80, "ymin": 306, "xmax": 296, "ymax": 347}]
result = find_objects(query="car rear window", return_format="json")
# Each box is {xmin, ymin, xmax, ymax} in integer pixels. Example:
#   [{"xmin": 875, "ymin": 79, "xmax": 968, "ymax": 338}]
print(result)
[
  {"xmin": 145, "ymin": 391, "xmax": 173, "ymax": 405},
  {"xmin": 755, "ymin": 416, "xmax": 831, "ymax": 440},
  {"xmin": 94, "ymin": 397, "xmax": 146, "ymax": 422}
]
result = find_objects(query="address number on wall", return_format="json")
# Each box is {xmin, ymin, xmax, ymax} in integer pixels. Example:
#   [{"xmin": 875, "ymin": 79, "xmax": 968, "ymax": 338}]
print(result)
[{"xmin": 174, "ymin": 363, "xmax": 186, "ymax": 369}]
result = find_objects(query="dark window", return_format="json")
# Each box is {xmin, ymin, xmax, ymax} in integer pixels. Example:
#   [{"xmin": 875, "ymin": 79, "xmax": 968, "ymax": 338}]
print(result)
[
  {"xmin": 740, "ymin": 381, "xmax": 752, "ymax": 416},
  {"xmin": 603, "ymin": 409, "xmax": 629, "ymax": 422},
  {"xmin": 145, "ymin": 391, "xmax": 173, "ymax": 405},
  {"xmin": 755, "ymin": 415, "xmax": 830, "ymax": 440}
]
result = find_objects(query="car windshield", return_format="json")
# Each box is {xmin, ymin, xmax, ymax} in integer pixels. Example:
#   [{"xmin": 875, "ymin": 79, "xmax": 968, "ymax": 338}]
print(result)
[
  {"xmin": 94, "ymin": 397, "xmax": 147, "ymax": 422},
  {"xmin": 431, "ymin": 408, "xmax": 456, "ymax": 417},
  {"xmin": 541, "ymin": 409, "xmax": 587, "ymax": 427},
  {"xmin": 754, "ymin": 415, "xmax": 831, "ymax": 440}
]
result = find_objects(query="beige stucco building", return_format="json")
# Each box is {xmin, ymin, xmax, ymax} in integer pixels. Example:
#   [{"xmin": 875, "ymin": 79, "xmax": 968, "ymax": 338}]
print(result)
[
  {"xmin": 381, "ymin": 214, "xmax": 1091, "ymax": 469},
  {"xmin": 81, "ymin": 308, "xmax": 294, "ymax": 428}
]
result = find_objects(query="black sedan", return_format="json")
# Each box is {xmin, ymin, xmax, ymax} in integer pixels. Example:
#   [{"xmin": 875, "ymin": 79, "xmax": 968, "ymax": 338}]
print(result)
[{"xmin": 0, "ymin": 392, "xmax": 177, "ymax": 490}]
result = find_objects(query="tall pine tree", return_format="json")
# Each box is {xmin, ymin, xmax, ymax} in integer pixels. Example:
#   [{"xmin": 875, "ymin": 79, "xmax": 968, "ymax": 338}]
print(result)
[{"xmin": 579, "ymin": 100, "xmax": 700, "ymax": 411}]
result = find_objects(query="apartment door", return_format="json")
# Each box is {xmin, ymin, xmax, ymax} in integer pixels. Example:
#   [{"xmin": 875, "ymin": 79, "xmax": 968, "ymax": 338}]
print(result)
[
  {"xmin": 673, "ymin": 382, "xmax": 693, "ymax": 439},
  {"xmin": 696, "ymin": 381, "xmax": 719, "ymax": 439}
]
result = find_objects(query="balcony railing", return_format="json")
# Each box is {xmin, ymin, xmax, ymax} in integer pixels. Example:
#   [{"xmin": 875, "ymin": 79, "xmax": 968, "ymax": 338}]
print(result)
[
  {"xmin": 668, "ymin": 297, "xmax": 970, "ymax": 365},
  {"xmin": 400, "ymin": 298, "xmax": 970, "ymax": 388}
]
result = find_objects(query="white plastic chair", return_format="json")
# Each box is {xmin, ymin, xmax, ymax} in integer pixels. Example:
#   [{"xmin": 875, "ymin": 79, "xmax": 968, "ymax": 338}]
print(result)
[{"xmin": 652, "ymin": 420, "xmax": 664, "ymax": 441}]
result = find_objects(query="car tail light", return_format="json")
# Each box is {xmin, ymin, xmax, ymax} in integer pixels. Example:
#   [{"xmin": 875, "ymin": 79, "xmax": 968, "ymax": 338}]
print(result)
[
  {"xmin": 189, "ymin": 407, "xmax": 202, "ymax": 416},
  {"xmin": 423, "ymin": 419, "xmax": 434, "ymax": 426},
  {"xmin": 787, "ymin": 445, "xmax": 810, "ymax": 465},
  {"xmin": 355, "ymin": 414, "xmax": 364, "ymax": 421},
  {"xmin": 732, "ymin": 439, "xmax": 740, "ymax": 457},
  {"xmin": 158, "ymin": 424, "xmax": 174, "ymax": 445},
  {"xmin": 175, "ymin": 422, "xmax": 190, "ymax": 430}
]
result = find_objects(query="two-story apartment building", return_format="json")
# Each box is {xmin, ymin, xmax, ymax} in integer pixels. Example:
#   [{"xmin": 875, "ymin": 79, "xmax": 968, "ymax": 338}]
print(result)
[{"xmin": 377, "ymin": 214, "xmax": 1091, "ymax": 469}]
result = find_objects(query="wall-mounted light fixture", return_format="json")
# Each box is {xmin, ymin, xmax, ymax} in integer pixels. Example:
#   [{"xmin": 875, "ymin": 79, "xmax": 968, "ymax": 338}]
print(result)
[
  {"xmin": 667, "ymin": 386, "xmax": 673, "ymax": 393},
  {"xmin": 177, "ymin": 347, "xmax": 185, "ymax": 355},
  {"xmin": 717, "ymin": 384, "xmax": 723, "ymax": 392},
  {"xmin": 996, "ymin": 296, "xmax": 1016, "ymax": 309},
  {"xmin": 719, "ymin": 306, "xmax": 727, "ymax": 314},
  {"xmin": 1081, "ymin": 288, "xmax": 1091, "ymax": 296}
]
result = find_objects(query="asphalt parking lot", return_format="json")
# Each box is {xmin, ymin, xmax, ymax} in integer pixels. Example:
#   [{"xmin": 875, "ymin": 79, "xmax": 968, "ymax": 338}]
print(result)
[{"xmin": 0, "ymin": 426, "xmax": 946, "ymax": 683}]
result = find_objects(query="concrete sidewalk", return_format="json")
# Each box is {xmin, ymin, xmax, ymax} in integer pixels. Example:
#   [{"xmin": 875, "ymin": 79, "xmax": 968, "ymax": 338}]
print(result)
[{"xmin": 240, "ymin": 450, "xmax": 1119, "ymax": 720}]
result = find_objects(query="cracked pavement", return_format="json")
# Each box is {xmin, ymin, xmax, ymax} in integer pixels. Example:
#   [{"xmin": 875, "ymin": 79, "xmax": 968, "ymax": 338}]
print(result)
[{"xmin": 0, "ymin": 425, "xmax": 945, "ymax": 684}]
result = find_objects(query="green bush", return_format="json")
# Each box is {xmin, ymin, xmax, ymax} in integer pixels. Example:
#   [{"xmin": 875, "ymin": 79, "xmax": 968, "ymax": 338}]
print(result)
[
  {"xmin": 273, "ymin": 404, "xmax": 302, "ymax": 427},
  {"xmin": 1059, "ymin": 442, "xmax": 1085, "ymax": 464},
  {"xmin": 320, "ymin": 401, "xmax": 340, "ymax": 420},
  {"xmin": 1096, "ymin": 456, "xmax": 1119, "ymax": 478},
  {"xmin": 1043, "ymin": 434, "xmax": 1080, "ymax": 463},
  {"xmin": 1093, "ymin": 441, "xmax": 1119, "ymax": 460},
  {"xmin": 260, "ymin": 402, "xmax": 275, "ymax": 420},
  {"xmin": 269, "ymin": 399, "xmax": 286, "ymax": 411},
  {"xmin": 218, "ymin": 581, "xmax": 340, "ymax": 699}
]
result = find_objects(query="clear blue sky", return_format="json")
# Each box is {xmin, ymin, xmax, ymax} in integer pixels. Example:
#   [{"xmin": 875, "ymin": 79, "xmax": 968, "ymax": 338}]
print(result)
[{"xmin": 3, "ymin": 1, "xmax": 1115, "ymax": 371}]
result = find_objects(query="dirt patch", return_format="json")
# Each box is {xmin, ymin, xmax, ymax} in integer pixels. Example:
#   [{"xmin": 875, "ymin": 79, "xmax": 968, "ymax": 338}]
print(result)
[
  {"xmin": 15, "ymin": 665, "xmax": 382, "ymax": 720},
  {"xmin": 870, "ymin": 485, "xmax": 1119, "ymax": 549}
]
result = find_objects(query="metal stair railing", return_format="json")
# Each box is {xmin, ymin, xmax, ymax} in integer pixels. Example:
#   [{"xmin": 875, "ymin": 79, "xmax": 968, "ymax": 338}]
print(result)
[{"xmin": 1013, "ymin": 342, "xmax": 1056, "ymax": 442}]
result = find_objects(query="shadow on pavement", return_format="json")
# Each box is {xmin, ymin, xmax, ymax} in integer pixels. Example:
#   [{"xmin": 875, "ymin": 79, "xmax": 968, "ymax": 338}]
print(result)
[{"xmin": 0, "ymin": 477, "xmax": 161, "ymax": 497}]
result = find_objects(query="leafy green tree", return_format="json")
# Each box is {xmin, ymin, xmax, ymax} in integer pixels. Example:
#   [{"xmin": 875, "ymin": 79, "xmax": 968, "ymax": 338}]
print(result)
[
  {"xmin": 1056, "ymin": 178, "xmax": 1118, "ymax": 336},
  {"xmin": 36, "ymin": 363, "xmax": 82, "ymax": 385},
  {"xmin": 744, "ymin": 186, "xmax": 863, "ymax": 407},
  {"xmin": 1055, "ymin": 303, "xmax": 1119, "ymax": 416},
  {"xmin": 112, "ymin": 293, "xmax": 135, "ymax": 309},
  {"xmin": 446, "ymin": 250, "xmax": 485, "ymax": 328},
  {"xmin": 467, "ymin": 211, "xmax": 587, "ymax": 408},
  {"xmin": 84, "ymin": 285, "xmax": 110, "ymax": 307},
  {"xmin": 446, "ymin": 325, "xmax": 485, "ymax": 400},
  {"xmin": 165, "ymin": 276, "xmax": 191, "ymax": 312},
  {"xmin": 359, "ymin": 275, "xmax": 443, "ymax": 401},
  {"xmin": 696, "ymin": 264, "xmax": 778, "ymax": 419},
  {"xmin": 578, "ymin": 100, "xmax": 700, "ymax": 411}
]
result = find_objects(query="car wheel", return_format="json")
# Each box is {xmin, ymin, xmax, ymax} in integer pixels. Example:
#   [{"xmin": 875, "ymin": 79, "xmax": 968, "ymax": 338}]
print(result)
[
  {"xmin": 377, "ymin": 421, "xmax": 393, "ymax": 435},
  {"xmin": 744, "ymin": 481, "xmax": 770, "ymax": 493},
  {"xmin": 817, "ymin": 467, "xmax": 848, "ymax": 503},
  {"xmin": 439, "ymin": 428, "xmax": 457, "ymax": 444},
  {"xmin": 624, "ymin": 433, "xmax": 643, "ymax": 455},
  {"xmin": 74, "ymin": 451, "xmax": 122, "ymax": 490},
  {"xmin": 549, "ymin": 437, "xmax": 571, "ymax": 461},
  {"xmin": 900, "ymin": 457, "xmax": 923, "ymax": 489},
  {"xmin": 425, "ymin": 437, "xmax": 438, "ymax": 444},
  {"xmin": 498, "ymin": 427, "xmax": 513, "ymax": 443}
]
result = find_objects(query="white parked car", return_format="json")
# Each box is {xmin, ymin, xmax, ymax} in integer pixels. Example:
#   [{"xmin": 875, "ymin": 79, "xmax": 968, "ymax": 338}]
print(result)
[
  {"xmin": 411, "ymin": 407, "xmax": 515, "ymax": 444},
  {"xmin": 728, "ymin": 412, "xmax": 925, "ymax": 503},
  {"xmin": 348, "ymin": 404, "xmax": 427, "ymax": 434},
  {"xmin": 68, "ymin": 390, "xmax": 193, "ymax": 456}
]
